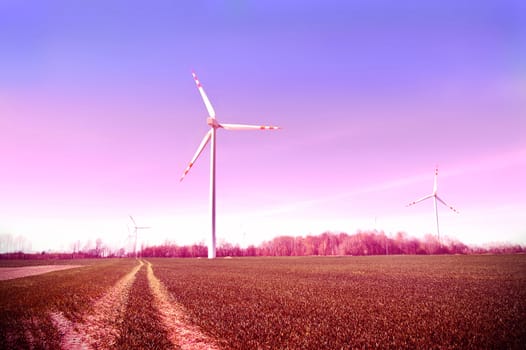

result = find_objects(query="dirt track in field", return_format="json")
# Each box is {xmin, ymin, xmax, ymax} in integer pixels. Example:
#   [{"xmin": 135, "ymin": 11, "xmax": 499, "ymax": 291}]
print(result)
[
  {"xmin": 0, "ymin": 265, "xmax": 83, "ymax": 281},
  {"xmin": 50, "ymin": 260, "xmax": 220, "ymax": 349},
  {"xmin": 146, "ymin": 260, "xmax": 221, "ymax": 350},
  {"xmin": 51, "ymin": 260, "xmax": 143, "ymax": 349}
]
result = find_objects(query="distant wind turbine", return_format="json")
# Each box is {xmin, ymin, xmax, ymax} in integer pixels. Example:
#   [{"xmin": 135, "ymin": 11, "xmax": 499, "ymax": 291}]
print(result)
[
  {"xmin": 407, "ymin": 167, "xmax": 459, "ymax": 242},
  {"xmin": 129, "ymin": 215, "xmax": 150, "ymax": 258},
  {"xmin": 180, "ymin": 71, "xmax": 280, "ymax": 259}
]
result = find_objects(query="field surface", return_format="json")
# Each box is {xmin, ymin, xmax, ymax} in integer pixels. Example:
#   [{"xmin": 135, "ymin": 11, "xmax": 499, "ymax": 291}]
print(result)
[
  {"xmin": 0, "ymin": 265, "xmax": 83, "ymax": 281},
  {"xmin": 1, "ymin": 255, "xmax": 525, "ymax": 349}
]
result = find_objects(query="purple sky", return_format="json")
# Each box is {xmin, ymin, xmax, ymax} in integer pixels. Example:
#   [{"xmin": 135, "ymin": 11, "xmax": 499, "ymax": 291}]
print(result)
[{"xmin": 1, "ymin": 1, "xmax": 525, "ymax": 252}]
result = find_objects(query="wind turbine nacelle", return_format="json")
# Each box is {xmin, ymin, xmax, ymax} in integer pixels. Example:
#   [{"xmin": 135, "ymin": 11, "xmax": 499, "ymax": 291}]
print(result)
[{"xmin": 207, "ymin": 117, "xmax": 220, "ymax": 128}]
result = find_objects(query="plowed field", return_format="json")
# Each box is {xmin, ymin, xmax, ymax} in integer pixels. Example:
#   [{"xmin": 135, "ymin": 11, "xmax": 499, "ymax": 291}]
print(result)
[{"xmin": 1, "ymin": 255, "xmax": 525, "ymax": 349}]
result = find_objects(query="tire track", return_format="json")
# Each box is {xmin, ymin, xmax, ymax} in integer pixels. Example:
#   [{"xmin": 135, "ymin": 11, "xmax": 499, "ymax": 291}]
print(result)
[
  {"xmin": 114, "ymin": 261, "xmax": 173, "ymax": 349},
  {"xmin": 51, "ymin": 260, "xmax": 143, "ymax": 349},
  {"xmin": 145, "ymin": 260, "xmax": 221, "ymax": 350}
]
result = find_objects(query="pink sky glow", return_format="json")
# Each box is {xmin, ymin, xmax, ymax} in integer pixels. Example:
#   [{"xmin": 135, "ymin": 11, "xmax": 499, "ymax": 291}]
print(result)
[{"xmin": 1, "ymin": 1, "xmax": 525, "ymax": 252}]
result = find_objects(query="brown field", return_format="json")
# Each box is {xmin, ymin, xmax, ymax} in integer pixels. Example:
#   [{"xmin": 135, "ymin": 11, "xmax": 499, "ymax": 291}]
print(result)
[
  {"xmin": 1, "ymin": 255, "xmax": 525, "ymax": 349},
  {"xmin": 0, "ymin": 265, "xmax": 83, "ymax": 281}
]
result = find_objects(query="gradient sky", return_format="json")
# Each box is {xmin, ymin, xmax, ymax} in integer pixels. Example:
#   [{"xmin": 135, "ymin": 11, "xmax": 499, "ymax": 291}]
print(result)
[{"xmin": 1, "ymin": 1, "xmax": 525, "ymax": 252}]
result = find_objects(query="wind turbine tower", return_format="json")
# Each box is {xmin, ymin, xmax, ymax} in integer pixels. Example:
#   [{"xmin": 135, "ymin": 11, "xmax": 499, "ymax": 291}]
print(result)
[
  {"xmin": 407, "ymin": 167, "xmax": 459, "ymax": 242},
  {"xmin": 180, "ymin": 71, "xmax": 280, "ymax": 259},
  {"xmin": 129, "ymin": 215, "xmax": 150, "ymax": 258}
]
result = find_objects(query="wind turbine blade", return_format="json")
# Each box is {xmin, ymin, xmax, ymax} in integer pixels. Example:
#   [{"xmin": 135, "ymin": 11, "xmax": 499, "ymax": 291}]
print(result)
[
  {"xmin": 407, "ymin": 194, "xmax": 434, "ymax": 207},
  {"xmin": 192, "ymin": 71, "xmax": 216, "ymax": 119},
  {"xmin": 220, "ymin": 123, "xmax": 281, "ymax": 131},
  {"xmin": 436, "ymin": 196, "xmax": 459, "ymax": 213},
  {"xmin": 180, "ymin": 129, "xmax": 212, "ymax": 182},
  {"xmin": 129, "ymin": 215, "xmax": 137, "ymax": 227},
  {"xmin": 433, "ymin": 167, "xmax": 439, "ymax": 194}
]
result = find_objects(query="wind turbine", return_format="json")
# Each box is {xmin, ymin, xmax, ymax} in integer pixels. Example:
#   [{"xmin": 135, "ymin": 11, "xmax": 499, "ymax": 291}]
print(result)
[
  {"xmin": 407, "ymin": 167, "xmax": 459, "ymax": 242},
  {"xmin": 129, "ymin": 215, "xmax": 150, "ymax": 258},
  {"xmin": 180, "ymin": 71, "xmax": 280, "ymax": 259}
]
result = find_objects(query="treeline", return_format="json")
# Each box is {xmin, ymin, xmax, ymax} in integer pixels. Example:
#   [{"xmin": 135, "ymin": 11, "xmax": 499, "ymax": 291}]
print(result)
[
  {"xmin": 141, "ymin": 231, "xmax": 525, "ymax": 258},
  {"xmin": 1, "ymin": 231, "xmax": 524, "ymax": 260},
  {"xmin": 0, "ymin": 249, "xmax": 127, "ymax": 260}
]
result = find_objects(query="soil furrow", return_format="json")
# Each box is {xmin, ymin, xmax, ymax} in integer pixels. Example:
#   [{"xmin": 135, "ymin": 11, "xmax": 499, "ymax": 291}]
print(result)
[
  {"xmin": 145, "ymin": 260, "xmax": 221, "ymax": 350},
  {"xmin": 51, "ymin": 260, "xmax": 143, "ymax": 349}
]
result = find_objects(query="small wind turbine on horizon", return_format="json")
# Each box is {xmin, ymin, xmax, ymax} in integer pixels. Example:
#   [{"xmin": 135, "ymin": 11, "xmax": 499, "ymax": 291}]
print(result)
[
  {"xmin": 129, "ymin": 215, "xmax": 150, "ymax": 258},
  {"xmin": 407, "ymin": 167, "xmax": 459, "ymax": 242},
  {"xmin": 180, "ymin": 71, "xmax": 280, "ymax": 259}
]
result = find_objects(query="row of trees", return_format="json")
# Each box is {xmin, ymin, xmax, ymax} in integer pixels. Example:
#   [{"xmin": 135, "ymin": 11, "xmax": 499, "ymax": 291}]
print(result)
[
  {"xmin": 0, "ymin": 234, "xmax": 32, "ymax": 254},
  {"xmin": 139, "ymin": 231, "xmax": 525, "ymax": 258},
  {"xmin": 1, "ymin": 231, "xmax": 524, "ymax": 259},
  {"xmin": 0, "ymin": 234, "xmax": 119, "ymax": 259}
]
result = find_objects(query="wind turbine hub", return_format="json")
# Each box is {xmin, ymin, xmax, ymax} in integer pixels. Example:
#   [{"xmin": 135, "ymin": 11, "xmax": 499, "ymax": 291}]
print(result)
[{"xmin": 207, "ymin": 117, "xmax": 220, "ymax": 128}]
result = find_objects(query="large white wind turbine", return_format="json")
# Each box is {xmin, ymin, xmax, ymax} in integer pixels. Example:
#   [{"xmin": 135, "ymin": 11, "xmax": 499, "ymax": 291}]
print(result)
[
  {"xmin": 407, "ymin": 167, "xmax": 459, "ymax": 242},
  {"xmin": 129, "ymin": 215, "xmax": 150, "ymax": 258},
  {"xmin": 180, "ymin": 71, "xmax": 280, "ymax": 259}
]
